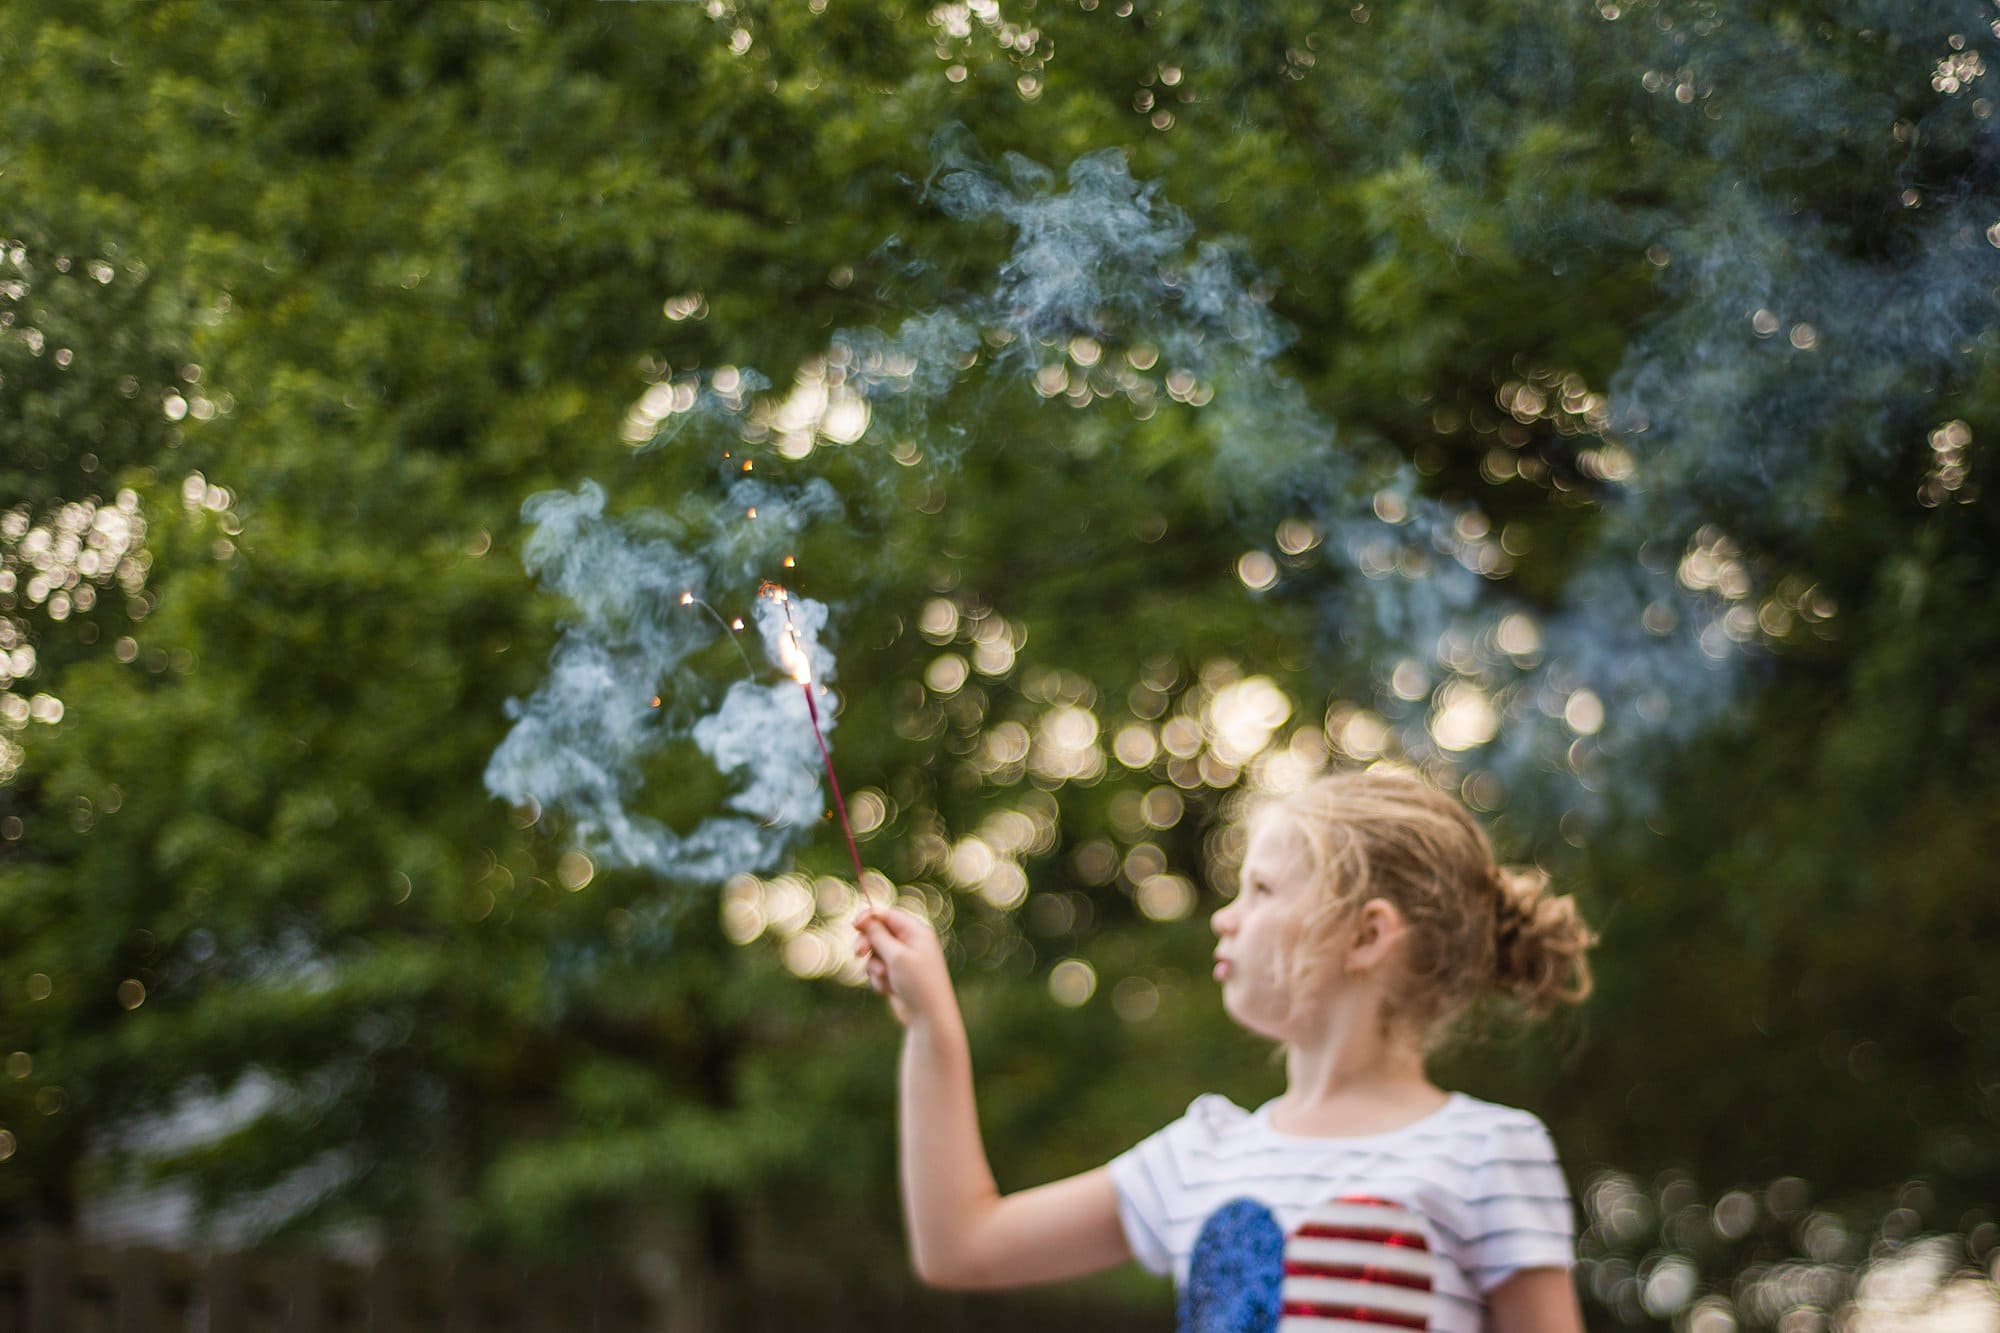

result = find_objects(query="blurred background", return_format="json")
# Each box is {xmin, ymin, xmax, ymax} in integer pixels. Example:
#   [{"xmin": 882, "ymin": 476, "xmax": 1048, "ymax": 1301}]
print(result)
[{"xmin": 2, "ymin": 1, "xmax": 1997, "ymax": 1329}]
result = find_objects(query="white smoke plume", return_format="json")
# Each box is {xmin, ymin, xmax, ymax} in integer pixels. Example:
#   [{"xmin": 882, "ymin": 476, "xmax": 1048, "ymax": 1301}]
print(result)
[
  {"xmin": 496, "ymin": 9, "xmax": 1997, "ymax": 869},
  {"xmin": 483, "ymin": 481, "xmax": 838, "ymax": 882}
]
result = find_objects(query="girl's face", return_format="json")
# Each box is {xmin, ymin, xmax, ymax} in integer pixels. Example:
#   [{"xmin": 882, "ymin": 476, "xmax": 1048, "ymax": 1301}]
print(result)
[{"xmin": 1210, "ymin": 815, "xmax": 1324, "ymax": 1041}]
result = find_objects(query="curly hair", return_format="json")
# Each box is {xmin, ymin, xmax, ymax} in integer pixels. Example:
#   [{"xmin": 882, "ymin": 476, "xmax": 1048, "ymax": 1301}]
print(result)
[{"xmin": 1255, "ymin": 767, "xmax": 1596, "ymax": 1051}]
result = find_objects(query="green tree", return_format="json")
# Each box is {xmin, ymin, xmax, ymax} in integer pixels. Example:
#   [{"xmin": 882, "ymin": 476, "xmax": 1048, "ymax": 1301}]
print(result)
[{"xmin": 0, "ymin": 4, "xmax": 1993, "ymax": 1330}]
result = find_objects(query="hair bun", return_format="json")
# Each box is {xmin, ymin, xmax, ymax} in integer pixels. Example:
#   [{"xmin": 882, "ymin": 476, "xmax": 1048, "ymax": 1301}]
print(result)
[{"xmin": 1490, "ymin": 865, "xmax": 1597, "ymax": 1017}]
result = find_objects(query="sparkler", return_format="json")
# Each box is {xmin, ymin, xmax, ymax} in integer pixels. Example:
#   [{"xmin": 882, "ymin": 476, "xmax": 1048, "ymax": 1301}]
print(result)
[
  {"xmin": 664, "ymin": 574, "xmax": 864, "ymax": 879},
  {"xmin": 759, "ymin": 581, "xmax": 866, "ymax": 883}
]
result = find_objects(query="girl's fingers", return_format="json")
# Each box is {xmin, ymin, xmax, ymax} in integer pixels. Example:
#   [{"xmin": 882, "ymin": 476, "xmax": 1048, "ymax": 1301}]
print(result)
[
  {"xmin": 866, "ymin": 908, "xmax": 930, "ymax": 945},
  {"xmin": 855, "ymin": 906, "xmax": 937, "ymax": 946},
  {"xmin": 865, "ymin": 910, "xmax": 926, "ymax": 947}
]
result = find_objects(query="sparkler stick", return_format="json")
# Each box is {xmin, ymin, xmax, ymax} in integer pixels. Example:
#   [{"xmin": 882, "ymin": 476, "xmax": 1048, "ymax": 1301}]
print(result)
[{"xmin": 760, "ymin": 582, "xmax": 866, "ymax": 884}]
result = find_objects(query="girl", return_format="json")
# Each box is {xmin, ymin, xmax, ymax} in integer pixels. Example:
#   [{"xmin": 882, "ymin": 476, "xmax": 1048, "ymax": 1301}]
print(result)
[{"xmin": 853, "ymin": 766, "xmax": 1597, "ymax": 1332}]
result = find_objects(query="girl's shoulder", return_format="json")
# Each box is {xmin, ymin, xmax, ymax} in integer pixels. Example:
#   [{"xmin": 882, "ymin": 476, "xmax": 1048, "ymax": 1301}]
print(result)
[
  {"xmin": 1183, "ymin": 1092, "xmax": 1254, "ymax": 1131},
  {"xmin": 1132, "ymin": 1093, "xmax": 1262, "ymax": 1157},
  {"xmin": 1365, "ymin": 1093, "xmax": 1562, "ymax": 1167},
  {"xmin": 1442, "ymin": 1092, "xmax": 1555, "ymax": 1131}
]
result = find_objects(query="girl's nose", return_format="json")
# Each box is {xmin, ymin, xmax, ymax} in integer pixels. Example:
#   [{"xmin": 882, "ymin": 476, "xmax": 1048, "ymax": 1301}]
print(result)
[{"xmin": 1211, "ymin": 899, "xmax": 1237, "ymax": 936}]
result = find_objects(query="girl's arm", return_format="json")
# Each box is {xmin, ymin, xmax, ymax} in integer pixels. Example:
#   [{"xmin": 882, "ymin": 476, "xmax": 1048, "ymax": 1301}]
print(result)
[
  {"xmin": 1485, "ymin": 1267, "xmax": 1586, "ymax": 1333},
  {"xmin": 855, "ymin": 907, "xmax": 1133, "ymax": 1290}
]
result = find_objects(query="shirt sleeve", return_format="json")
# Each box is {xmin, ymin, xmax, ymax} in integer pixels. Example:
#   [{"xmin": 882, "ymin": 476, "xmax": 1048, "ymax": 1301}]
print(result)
[
  {"xmin": 1107, "ymin": 1095, "xmax": 1235, "ymax": 1277},
  {"xmin": 1106, "ymin": 1110, "xmax": 1185, "ymax": 1276},
  {"xmin": 1464, "ymin": 1114, "xmax": 1578, "ymax": 1294}
]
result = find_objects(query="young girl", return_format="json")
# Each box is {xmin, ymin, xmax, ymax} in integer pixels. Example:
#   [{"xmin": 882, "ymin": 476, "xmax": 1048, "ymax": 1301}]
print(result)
[{"xmin": 853, "ymin": 766, "xmax": 1597, "ymax": 1332}]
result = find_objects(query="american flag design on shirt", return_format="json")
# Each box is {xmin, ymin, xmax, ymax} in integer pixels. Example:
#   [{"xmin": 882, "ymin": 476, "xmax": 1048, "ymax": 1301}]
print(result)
[
  {"xmin": 1279, "ymin": 1195, "xmax": 1436, "ymax": 1331},
  {"xmin": 1179, "ymin": 1194, "xmax": 1437, "ymax": 1333}
]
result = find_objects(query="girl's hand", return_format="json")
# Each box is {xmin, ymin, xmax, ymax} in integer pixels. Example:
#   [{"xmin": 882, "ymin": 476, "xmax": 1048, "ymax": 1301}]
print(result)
[{"xmin": 853, "ymin": 907, "xmax": 956, "ymax": 1030}]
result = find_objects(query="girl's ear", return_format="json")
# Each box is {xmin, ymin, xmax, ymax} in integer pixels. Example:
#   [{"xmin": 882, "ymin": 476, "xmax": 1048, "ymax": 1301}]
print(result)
[{"xmin": 1345, "ymin": 898, "xmax": 1406, "ymax": 975}]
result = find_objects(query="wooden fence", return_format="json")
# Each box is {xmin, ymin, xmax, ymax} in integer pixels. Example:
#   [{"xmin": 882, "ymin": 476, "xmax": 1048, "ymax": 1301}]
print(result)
[{"xmin": 0, "ymin": 1232, "xmax": 1167, "ymax": 1332}]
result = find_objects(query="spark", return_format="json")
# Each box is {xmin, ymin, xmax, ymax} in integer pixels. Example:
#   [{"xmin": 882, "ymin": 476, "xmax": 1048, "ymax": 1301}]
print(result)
[{"xmin": 673, "ymin": 590, "xmax": 757, "ymax": 677}]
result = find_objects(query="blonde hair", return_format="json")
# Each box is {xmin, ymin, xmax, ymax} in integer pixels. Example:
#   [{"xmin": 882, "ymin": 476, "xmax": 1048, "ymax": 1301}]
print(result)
[{"xmin": 1256, "ymin": 767, "xmax": 1596, "ymax": 1052}]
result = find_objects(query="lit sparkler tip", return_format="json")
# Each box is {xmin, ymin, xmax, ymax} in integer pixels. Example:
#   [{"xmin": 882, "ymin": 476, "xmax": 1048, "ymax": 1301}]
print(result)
[
  {"xmin": 730, "ymin": 617, "xmax": 744, "ymax": 631},
  {"xmin": 782, "ymin": 555, "xmax": 796, "ymax": 568},
  {"xmin": 747, "ymin": 506, "xmax": 758, "ymax": 519},
  {"xmin": 741, "ymin": 460, "xmax": 754, "ymax": 473},
  {"xmin": 650, "ymin": 695, "xmax": 662, "ymax": 708},
  {"xmin": 758, "ymin": 580, "xmax": 815, "ymax": 685},
  {"xmin": 679, "ymin": 591, "xmax": 695, "ymax": 606}
]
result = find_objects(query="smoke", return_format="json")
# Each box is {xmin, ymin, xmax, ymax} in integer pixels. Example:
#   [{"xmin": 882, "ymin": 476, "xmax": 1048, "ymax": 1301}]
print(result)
[
  {"xmin": 1607, "ymin": 188, "xmax": 1994, "ymax": 528},
  {"xmin": 928, "ymin": 138, "xmax": 1194, "ymax": 341},
  {"xmin": 911, "ymin": 141, "xmax": 1749, "ymax": 822},
  {"xmin": 483, "ymin": 481, "xmax": 838, "ymax": 882},
  {"xmin": 920, "ymin": 130, "xmax": 1336, "ymax": 500},
  {"xmin": 495, "ymin": 9, "xmax": 1998, "ymax": 876}
]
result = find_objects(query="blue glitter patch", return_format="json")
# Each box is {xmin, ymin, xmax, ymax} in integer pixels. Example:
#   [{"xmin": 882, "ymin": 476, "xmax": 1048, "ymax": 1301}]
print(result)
[{"xmin": 1178, "ymin": 1197, "xmax": 1283, "ymax": 1333}]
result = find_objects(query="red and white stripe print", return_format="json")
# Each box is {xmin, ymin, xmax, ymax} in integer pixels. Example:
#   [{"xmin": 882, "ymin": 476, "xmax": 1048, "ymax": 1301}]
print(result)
[{"xmin": 1278, "ymin": 1195, "xmax": 1437, "ymax": 1332}]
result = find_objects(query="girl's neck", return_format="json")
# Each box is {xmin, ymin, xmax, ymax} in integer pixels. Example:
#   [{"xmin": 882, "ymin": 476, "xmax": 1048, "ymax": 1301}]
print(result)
[{"xmin": 1273, "ymin": 1008, "xmax": 1445, "ymax": 1137}]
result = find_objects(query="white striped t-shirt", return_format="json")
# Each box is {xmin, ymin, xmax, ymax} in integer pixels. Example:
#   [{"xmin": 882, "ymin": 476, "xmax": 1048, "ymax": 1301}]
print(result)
[{"xmin": 1108, "ymin": 1092, "xmax": 1576, "ymax": 1332}]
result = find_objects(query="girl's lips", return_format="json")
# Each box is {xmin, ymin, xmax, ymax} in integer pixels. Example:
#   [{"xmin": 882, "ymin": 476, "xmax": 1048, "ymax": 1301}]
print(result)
[{"xmin": 1212, "ymin": 959, "xmax": 1231, "ymax": 981}]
